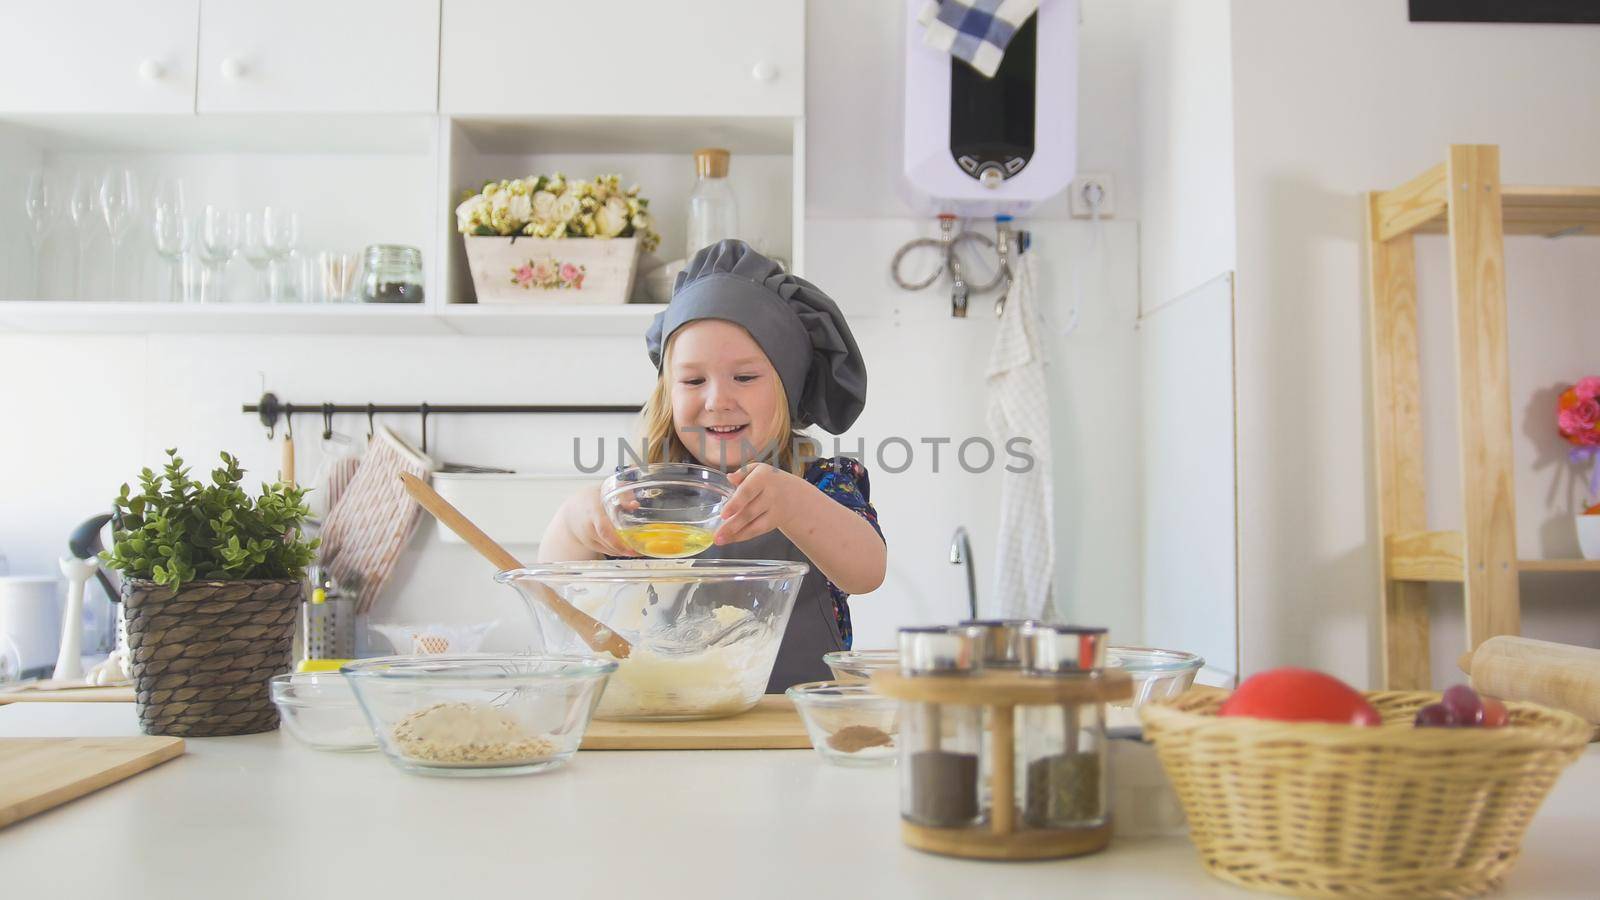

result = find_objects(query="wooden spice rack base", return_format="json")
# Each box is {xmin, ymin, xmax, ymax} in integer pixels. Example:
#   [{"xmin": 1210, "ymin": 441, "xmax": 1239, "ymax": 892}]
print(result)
[{"xmin": 902, "ymin": 818, "xmax": 1112, "ymax": 861}]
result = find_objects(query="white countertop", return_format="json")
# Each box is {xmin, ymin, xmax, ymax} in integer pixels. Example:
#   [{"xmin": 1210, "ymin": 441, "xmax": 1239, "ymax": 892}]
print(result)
[{"xmin": 2, "ymin": 702, "xmax": 1596, "ymax": 899}]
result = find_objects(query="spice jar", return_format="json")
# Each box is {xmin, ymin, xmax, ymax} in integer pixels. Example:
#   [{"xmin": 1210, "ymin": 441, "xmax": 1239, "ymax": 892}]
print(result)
[
  {"xmin": 1020, "ymin": 624, "xmax": 1109, "ymax": 829},
  {"xmin": 898, "ymin": 625, "xmax": 985, "ymax": 828},
  {"xmin": 359, "ymin": 244, "xmax": 424, "ymax": 303},
  {"xmin": 961, "ymin": 619, "xmax": 1040, "ymax": 669}
]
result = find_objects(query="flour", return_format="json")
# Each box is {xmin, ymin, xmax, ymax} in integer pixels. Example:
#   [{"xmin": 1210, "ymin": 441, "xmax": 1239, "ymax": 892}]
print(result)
[
  {"xmin": 594, "ymin": 606, "xmax": 779, "ymax": 720},
  {"xmin": 391, "ymin": 702, "xmax": 557, "ymax": 766}
]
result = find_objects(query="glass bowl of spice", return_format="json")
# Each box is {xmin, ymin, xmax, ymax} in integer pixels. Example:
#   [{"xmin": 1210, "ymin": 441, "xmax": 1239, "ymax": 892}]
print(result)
[
  {"xmin": 823, "ymin": 649, "xmax": 898, "ymax": 684},
  {"xmin": 786, "ymin": 680, "xmax": 899, "ymax": 767},
  {"xmin": 341, "ymin": 654, "xmax": 617, "ymax": 777}
]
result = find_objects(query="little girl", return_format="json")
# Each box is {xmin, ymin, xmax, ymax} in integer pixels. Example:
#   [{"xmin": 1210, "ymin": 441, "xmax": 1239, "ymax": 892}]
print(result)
[{"xmin": 541, "ymin": 239, "xmax": 886, "ymax": 689}]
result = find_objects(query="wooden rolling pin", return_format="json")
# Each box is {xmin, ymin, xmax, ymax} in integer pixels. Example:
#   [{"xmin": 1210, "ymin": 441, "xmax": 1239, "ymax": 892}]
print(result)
[
  {"xmin": 398, "ymin": 472, "xmax": 631, "ymax": 658},
  {"xmin": 1457, "ymin": 636, "xmax": 1600, "ymax": 725}
]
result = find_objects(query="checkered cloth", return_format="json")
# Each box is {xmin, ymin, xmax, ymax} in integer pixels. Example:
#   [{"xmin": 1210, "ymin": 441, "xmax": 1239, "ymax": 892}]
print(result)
[
  {"xmin": 986, "ymin": 250, "xmax": 1053, "ymax": 619},
  {"xmin": 918, "ymin": 0, "xmax": 1039, "ymax": 78}
]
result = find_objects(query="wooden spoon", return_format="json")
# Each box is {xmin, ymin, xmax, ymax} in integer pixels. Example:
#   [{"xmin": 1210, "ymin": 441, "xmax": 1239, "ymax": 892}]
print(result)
[{"xmin": 398, "ymin": 472, "xmax": 631, "ymax": 658}]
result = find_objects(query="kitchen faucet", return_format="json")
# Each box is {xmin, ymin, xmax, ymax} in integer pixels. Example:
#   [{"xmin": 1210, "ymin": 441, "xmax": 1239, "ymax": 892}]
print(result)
[{"xmin": 949, "ymin": 526, "xmax": 977, "ymax": 620}]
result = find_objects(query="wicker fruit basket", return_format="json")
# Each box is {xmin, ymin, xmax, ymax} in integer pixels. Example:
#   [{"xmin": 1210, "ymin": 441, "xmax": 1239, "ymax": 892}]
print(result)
[{"xmin": 1140, "ymin": 690, "xmax": 1590, "ymax": 899}]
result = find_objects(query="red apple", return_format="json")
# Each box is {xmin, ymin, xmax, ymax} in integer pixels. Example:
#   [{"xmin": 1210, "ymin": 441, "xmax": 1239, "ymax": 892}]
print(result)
[{"xmin": 1219, "ymin": 667, "xmax": 1381, "ymax": 726}]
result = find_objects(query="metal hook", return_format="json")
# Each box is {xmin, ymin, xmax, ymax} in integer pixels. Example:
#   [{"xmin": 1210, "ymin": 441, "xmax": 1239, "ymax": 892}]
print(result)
[
  {"xmin": 993, "ymin": 216, "xmax": 1015, "ymax": 317},
  {"xmin": 321, "ymin": 403, "xmax": 335, "ymax": 441},
  {"xmin": 419, "ymin": 402, "xmax": 430, "ymax": 454},
  {"xmin": 284, "ymin": 410, "xmax": 293, "ymax": 440},
  {"xmin": 366, "ymin": 403, "xmax": 376, "ymax": 440}
]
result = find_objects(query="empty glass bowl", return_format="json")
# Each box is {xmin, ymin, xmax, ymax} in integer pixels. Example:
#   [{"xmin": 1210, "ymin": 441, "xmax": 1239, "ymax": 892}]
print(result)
[
  {"xmin": 1107, "ymin": 646, "xmax": 1204, "ymax": 706},
  {"xmin": 823, "ymin": 649, "xmax": 898, "ymax": 684},
  {"xmin": 601, "ymin": 463, "xmax": 735, "ymax": 558},
  {"xmin": 497, "ymin": 560, "xmax": 807, "ymax": 721},
  {"xmin": 787, "ymin": 680, "xmax": 899, "ymax": 767},
  {"xmin": 269, "ymin": 672, "xmax": 376, "ymax": 752},
  {"xmin": 341, "ymin": 654, "xmax": 617, "ymax": 777}
]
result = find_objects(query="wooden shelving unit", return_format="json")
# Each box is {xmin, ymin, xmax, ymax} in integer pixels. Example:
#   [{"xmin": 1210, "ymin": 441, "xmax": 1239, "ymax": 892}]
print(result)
[{"xmin": 1365, "ymin": 144, "xmax": 1600, "ymax": 690}]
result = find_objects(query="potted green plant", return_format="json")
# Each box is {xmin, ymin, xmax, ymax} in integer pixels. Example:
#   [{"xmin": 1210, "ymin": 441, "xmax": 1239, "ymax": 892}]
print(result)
[
  {"xmin": 455, "ymin": 172, "xmax": 660, "ymax": 305},
  {"xmin": 100, "ymin": 450, "xmax": 317, "ymax": 736}
]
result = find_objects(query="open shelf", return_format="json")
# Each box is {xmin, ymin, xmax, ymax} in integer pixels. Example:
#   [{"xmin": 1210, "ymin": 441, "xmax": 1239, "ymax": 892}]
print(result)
[
  {"xmin": 0, "ymin": 300, "xmax": 448, "ymax": 335},
  {"xmin": 438, "ymin": 302, "xmax": 666, "ymax": 337},
  {"xmin": 1385, "ymin": 530, "xmax": 1600, "ymax": 581},
  {"xmin": 1374, "ymin": 165, "xmax": 1600, "ymax": 239},
  {"xmin": 0, "ymin": 113, "xmax": 436, "ymax": 155},
  {"xmin": 1516, "ymin": 559, "xmax": 1600, "ymax": 574}
]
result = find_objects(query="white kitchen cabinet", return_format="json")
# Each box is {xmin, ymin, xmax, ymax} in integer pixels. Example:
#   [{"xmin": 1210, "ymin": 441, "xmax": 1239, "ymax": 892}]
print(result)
[
  {"xmin": 0, "ymin": 1, "xmax": 199, "ymax": 113},
  {"xmin": 197, "ymin": 0, "xmax": 440, "ymax": 113},
  {"xmin": 439, "ymin": 0, "xmax": 803, "ymax": 117}
]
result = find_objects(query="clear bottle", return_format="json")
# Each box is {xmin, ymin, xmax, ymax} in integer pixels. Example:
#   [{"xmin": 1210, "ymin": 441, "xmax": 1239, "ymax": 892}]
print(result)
[
  {"xmin": 898, "ymin": 625, "xmax": 986, "ymax": 828},
  {"xmin": 1020, "ymin": 624, "xmax": 1110, "ymax": 829},
  {"xmin": 685, "ymin": 148, "xmax": 739, "ymax": 260}
]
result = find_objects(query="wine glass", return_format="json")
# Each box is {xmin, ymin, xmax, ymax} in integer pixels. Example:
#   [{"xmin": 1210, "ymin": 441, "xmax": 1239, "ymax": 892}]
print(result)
[
  {"xmin": 23, "ymin": 172, "xmax": 57, "ymax": 297},
  {"xmin": 151, "ymin": 178, "xmax": 189, "ymax": 303},
  {"xmin": 240, "ymin": 210, "xmax": 272, "ymax": 301},
  {"xmin": 67, "ymin": 173, "xmax": 97, "ymax": 299},
  {"xmin": 263, "ymin": 207, "xmax": 300, "ymax": 301},
  {"xmin": 99, "ymin": 168, "xmax": 138, "ymax": 299},
  {"xmin": 197, "ymin": 206, "xmax": 239, "ymax": 304}
]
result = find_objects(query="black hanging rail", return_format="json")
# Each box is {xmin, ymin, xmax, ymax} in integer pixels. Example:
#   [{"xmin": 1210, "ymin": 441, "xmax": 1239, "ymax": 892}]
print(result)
[{"xmin": 243, "ymin": 392, "xmax": 641, "ymax": 452}]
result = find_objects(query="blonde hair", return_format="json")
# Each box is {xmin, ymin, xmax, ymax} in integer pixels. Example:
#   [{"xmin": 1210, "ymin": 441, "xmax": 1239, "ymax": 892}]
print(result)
[{"xmin": 642, "ymin": 331, "xmax": 816, "ymax": 475}]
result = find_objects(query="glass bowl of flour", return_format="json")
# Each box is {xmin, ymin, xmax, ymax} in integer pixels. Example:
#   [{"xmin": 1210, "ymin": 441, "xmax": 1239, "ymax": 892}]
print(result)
[{"xmin": 498, "ymin": 559, "xmax": 808, "ymax": 721}]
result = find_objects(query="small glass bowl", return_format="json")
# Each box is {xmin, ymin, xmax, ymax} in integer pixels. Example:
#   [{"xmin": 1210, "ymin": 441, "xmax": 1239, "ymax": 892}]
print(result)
[
  {"xmin": 341, "ymin": 654, "xmax": 617, "ymax": 777},
  {"xmin": 786, "ymin": 680, "xmax": 899, "ymax": 767},
  {"xmin": 601, "ymin": 463, "xmax": 735, "ymax": 558},
  {"xmin": 269, "ymin": 672, "xmax": 377, "ymax": 752},
  {"xmin": 822, "ymin": 649, "xmax": 898, "ymax": 684},
  {"xmin": 1107, "ymin": 646, "xmax": 1205, "ymax": 706}
]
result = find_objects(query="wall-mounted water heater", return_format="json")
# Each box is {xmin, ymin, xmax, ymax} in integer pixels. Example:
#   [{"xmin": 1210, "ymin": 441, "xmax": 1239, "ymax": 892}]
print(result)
[{"xmin": 903, "ymin": 0, "xmax": 1078, "ymax": 216}]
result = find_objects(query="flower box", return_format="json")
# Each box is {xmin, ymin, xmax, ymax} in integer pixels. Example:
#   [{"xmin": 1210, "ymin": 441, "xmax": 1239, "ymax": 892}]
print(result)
[{"xmin": 465, "ymin": 235, "xmax": 640, "ymax": 305}]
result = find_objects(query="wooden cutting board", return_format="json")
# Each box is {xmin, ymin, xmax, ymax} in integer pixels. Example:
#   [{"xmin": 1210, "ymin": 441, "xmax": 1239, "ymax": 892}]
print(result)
[
  {"xmin": 0, "ymin": 685, "xmax": 136, "ymax": 704},
  {"xmin": 581, "ymin": 695, "xmax": 811, "ymax": 750},
  {"xmin": 0, "ymin": 736, "xmax": 185, "ymax": 829}
]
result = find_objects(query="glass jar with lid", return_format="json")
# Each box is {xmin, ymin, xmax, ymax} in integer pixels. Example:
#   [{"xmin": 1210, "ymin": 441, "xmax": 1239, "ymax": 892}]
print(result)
[
  {"xmin": 1019, "ymin": 624, "xmax": 1109, "ymax": 829},
  {"xmin": 685, "ymin": 148, "xmax": 739, "ymax": 261},
  {"xmin": 897, "ymin": 624, "xmax": 986, "ymax": 828},
  {"xmin": 359, "ymin": 244, "xmax": 424, "ymax": 303}
]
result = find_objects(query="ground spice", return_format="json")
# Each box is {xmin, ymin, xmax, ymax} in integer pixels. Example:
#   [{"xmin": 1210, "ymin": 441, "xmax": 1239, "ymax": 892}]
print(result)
[
  {"xmin": 907, "ymin": 751, "xmax": 980, "ymax": 825},
  {"xmin": 1024, "ymin": 752, "xmax": 1102, "ymax": 826},
  {"xmin": 826, "ymin": 724, "xmax": 894, "ymax": 753},
  {"xmin": 391, "ymin": 702, "xmax": 557, "ymax": 767}
]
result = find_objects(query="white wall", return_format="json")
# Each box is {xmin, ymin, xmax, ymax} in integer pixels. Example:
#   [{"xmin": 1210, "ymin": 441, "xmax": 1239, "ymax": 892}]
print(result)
[
  {"xmin": 1, "ymin": 1, "xmax": 1149, "ymax": 654},
  {"xmin": 1133, "ymin": 0, "xmax": 1235, "ymax": 308},
  {"xmin": 1228, "ymin": 0, "xmax": 1600, "ymax": 686}
]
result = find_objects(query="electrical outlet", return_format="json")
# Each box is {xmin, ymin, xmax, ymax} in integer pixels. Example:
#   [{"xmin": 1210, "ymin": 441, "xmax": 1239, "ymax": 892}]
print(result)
[{"xmin": 1070, "ymin": 174, "xmax": 1116, "ymax": 218}]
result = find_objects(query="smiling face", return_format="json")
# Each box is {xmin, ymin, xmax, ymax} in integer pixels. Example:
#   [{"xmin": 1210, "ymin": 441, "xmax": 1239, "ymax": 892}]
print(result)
[{"xmin": 668, "ymin": 319, "xmax": 783, "ymax": 471}]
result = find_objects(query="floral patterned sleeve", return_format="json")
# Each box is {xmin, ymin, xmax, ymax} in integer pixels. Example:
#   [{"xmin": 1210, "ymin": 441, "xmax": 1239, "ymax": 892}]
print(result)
[{"xmin": 803, "ymin": 457, "xmax": 884, "ymax": 650}]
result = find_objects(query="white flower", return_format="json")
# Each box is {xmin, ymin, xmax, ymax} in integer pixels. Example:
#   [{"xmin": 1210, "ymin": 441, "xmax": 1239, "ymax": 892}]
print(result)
[
  {"xmin": 455, "ymin": 194, "xmax": 489, "ymax": 233},
  {"xmin": 596, "ymin": 197, "xmax": 630, "ymax": 237},
  {"xmin": 489, "ymin": 187, "xmax": 511, "ymax": 216},
  {"xmin": 508, "ymin": 192, "xmax": 532, "ymax": 225},
  {"xmin": 554, "ymin": 194, "xmax": 581, "ymax": 223},
  {"xmin": 532, "ymin": 191, "xmax": 557, "ymax": 223}
]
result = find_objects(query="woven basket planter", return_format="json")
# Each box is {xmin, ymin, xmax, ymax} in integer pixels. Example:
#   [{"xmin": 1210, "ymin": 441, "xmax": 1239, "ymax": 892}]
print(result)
[
  {"xmin": 1141, "ymin": 690, "xmax": 1591, "ymax": 899},
  {"xmin": 122, "ymin": 578, "xmax": 302, "ymax": 737}
]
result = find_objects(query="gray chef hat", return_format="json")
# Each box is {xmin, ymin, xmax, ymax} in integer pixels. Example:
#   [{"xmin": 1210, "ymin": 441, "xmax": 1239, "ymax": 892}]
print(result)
[{"xmin": 646, "ymin": 239, "xmax": 867, "ymax": 434}]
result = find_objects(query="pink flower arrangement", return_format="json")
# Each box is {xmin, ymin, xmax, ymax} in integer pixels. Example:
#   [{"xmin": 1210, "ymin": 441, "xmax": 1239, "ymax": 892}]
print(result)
[
  {"xmin": 1558, "ymin": 377, "xmax": 1600, "ymax": 448},
  {"xmin": 1559, "ymin": 377, "xmax": 1600, "ymax": 506},
  {"xmin": 508, "ymin": 257, "xmax": 586, "ymax": 291}
]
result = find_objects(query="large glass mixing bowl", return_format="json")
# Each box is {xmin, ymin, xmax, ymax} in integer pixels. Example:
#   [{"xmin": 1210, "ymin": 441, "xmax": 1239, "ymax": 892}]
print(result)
[{"xmin": 497, "ymin": 559, "xmax": 808, "ymax": 721}]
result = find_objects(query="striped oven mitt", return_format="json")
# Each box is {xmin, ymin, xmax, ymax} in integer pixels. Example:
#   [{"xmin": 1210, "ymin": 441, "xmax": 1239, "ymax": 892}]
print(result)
[
  {"xmin": 918, "ymin": 0, "xmax": 1039, "ymax": 78},
  {"xmin": 319, "ymin": 426, "xmax": 435, "ymax": 614}
]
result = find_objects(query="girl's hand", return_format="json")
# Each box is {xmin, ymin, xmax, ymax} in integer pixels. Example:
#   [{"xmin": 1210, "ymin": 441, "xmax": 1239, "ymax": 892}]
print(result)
[
  {"xmin": 715, "ymin": 462, "xmax": 800, "ymax": 546},
  {"xmin": 562, "ymin": 482, "xmax": 638, "ymax": 558}
]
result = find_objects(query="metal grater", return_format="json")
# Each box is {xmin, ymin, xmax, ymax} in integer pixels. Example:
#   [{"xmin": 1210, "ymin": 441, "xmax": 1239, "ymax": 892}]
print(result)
[{"xmin": 303, "ymin": 566, "xmax": 357, "ymax": 660}]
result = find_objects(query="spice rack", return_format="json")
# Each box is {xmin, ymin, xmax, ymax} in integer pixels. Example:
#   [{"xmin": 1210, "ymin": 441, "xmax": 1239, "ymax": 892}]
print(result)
[{"xmin": 872, "ymin": 668, "xmax": 1132, "ymax": 861}]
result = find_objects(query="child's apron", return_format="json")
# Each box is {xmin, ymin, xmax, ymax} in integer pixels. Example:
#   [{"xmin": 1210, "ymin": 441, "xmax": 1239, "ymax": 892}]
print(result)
[{"xmin": 700, "ymin": 527, "xmax": 841, "ymax": 692}]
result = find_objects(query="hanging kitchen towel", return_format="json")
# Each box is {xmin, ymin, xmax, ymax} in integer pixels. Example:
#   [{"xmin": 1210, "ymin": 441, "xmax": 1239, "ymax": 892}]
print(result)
[
  {"xmin": 918, "ymin": 0, "xmax": 1039, "ymax": 78},
  {"xmin": 319, "ymin": 426, "xmax": 435, "ymax": 614},
  {"xmin": 985, "ymin": 250, "xmax": 1053, "ymax": 618}
]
